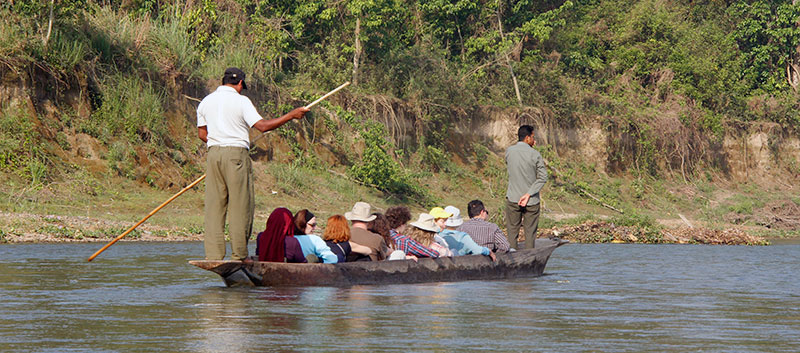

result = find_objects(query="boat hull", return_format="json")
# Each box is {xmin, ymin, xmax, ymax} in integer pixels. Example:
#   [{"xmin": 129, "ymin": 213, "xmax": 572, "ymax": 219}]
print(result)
[{"xmin": 189, "ymin": 239, "xmax": 566, "ymax": 287}]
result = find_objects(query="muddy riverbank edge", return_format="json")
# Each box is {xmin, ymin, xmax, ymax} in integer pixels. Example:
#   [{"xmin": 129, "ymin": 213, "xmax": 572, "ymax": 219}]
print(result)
[{"xmin": 0, "ymin": 211, "xmax": 775, "ymax": 245}]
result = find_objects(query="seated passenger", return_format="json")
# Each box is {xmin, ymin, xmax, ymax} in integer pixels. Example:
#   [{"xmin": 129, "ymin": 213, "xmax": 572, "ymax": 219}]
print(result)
[
  {"xmin": 407, "ymin": 213, "xmax": 454, "ymax": 257},
  {"xmin": 293, "ymin": 209, "xmax": 339, "ymax": 263},
  {"xmin": 256, "ymin": 208, "xmax": 305, "ymax": 262},
  {"xmin": 344, "ymin": 202, "xmax": 389, "ymax": 261},
  {"xmin": 429, "ymin": 207, "xmax": 457, "ymax": 252},
  {"xmin": 386, "ymin": 206, "xmax": 438, "ymax": 258},
  {"xmin": 457, "ymin": 200, "xmax": 511, "ymax": 252},
  {"xmin": 323, "ymin": 215, "xmax": 373, "ymax": 263},
  {"xmin": 369, "ymin": 212, "xmax": 407, "ymax": 260},
  {"xmin": 440, "ymin": 206, "xmax": 496, "ymax": 261}
]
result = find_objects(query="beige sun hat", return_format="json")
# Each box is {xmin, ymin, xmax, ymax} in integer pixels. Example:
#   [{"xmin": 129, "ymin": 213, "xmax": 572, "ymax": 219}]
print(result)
[
  {"xmin": 409, "ymin": 213, "xmax": 440, "ymax": 233},
  {"xmin": 443, "ymin": 205, "xmax": 463, "ymax": 227},
  {"xmin": 345, "ymin": 202, "xmax": 377, "ymax": 222}
]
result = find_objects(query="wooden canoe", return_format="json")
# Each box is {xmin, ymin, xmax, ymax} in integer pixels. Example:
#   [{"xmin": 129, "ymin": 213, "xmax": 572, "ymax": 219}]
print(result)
[{"xmin": 189, "ymin": 238, "xmax": 567, "ymax": 287}]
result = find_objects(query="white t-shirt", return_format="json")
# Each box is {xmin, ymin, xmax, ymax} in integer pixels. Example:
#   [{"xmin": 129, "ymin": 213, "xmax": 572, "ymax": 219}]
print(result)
[{"xmin": 197, "ymin": 86, "xmax": 263, "ymax": 149}]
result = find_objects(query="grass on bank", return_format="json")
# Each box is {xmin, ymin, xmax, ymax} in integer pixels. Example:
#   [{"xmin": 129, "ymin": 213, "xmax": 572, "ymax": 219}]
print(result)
[{"xmin": 1, "ymin": 153, "xmax": 798, "ymax": 242}]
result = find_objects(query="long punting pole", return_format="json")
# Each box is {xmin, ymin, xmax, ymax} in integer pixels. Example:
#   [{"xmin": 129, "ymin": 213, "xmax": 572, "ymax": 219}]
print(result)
[
  {"xmin": 87, "ymin": 174, "xmax": 206, "ymax": 261},
  {"xmin": 251, "ymin": 81, "xmax": 350, "ymax": 145},
  {"xmin": 87, "ymin": 82, "xmax": 350, "ymax": 262},
  {"xmin": 304, "ymin": 81, "xmax": 350, "ymax": 109}
]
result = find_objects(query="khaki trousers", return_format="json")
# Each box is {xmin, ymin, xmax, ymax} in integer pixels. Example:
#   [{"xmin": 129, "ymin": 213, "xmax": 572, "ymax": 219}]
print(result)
[
  {"xmin": 204, "ymin": 146, "xmax": 254, "ymax": 261},
  {"xmin": 505, "ymin": 199, "xmax": 540, "ymax": 249}
]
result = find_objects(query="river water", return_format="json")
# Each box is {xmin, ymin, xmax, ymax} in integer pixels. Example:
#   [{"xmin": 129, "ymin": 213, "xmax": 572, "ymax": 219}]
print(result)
[{"xmin": 1, "ymin": 242, "xmax": 799, "ymax": 352}]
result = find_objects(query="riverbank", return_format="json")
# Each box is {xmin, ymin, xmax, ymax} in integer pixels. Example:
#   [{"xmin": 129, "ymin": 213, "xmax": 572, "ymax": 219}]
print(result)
[
  {"xmin": 1, "ymin": 162, "xmax": 796, "ymax": 246},
  {"xmin": 0, "ymin": 211, "xmax": 202, "ymax": 243},
  {"xmin": 539, "ymin": 220, "xmax": 770, "ymax": 245},
  {"xmin": 0, "ymin": 209, "xmax": 771, "ymax": 246}
]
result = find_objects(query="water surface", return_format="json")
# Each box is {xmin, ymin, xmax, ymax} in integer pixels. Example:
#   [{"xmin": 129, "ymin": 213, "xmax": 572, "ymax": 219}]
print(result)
[{"xmin": 1, "ymin": 242, "xmax": 798, "ymax": 352}]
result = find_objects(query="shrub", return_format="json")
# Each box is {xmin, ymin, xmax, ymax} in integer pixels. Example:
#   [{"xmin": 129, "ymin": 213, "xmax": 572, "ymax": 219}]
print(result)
[
  {"xmin": 93, "ymin": 74, "xmax": 168, "ymax": 146},
  {"xmin": 349, "ymin": 119, "xmax": 427, "ymax": 200}
]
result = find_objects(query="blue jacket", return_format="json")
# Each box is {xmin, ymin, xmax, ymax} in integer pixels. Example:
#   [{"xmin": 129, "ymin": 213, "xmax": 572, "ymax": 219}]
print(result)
[
  {"xmin": 439, "ymin": 229, "xmax": 491, "ymax": 256},
  {"xmin": 294, "ymin": 234, "xmax": 339, "ymax": 263}
]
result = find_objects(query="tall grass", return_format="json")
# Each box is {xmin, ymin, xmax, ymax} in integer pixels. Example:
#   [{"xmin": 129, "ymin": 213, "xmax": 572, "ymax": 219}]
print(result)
[
  {"xmin": 86, "ymin": 6, "xmax": 151, "ymax": 68},
  {"xmin": 199, "ymin": 45, "xmax": 267, "ymax": 83},
  {"xmin": 46, "ymin": 29, "xmax": 90, "ymax": 71},
  {"xmin": 0, "ymin": 102, "xmax": 48, "ymax": 183},
  {"xmin": 93, "ymin": 74, "xmax": 168, "ymax": 146},
  {"xmin": 0, "ymin": 12, "xmax": 31, "ymax": 61},
  {"xmin": 147, "ymin": 18, "xmax": 200, "ymax": 78}
]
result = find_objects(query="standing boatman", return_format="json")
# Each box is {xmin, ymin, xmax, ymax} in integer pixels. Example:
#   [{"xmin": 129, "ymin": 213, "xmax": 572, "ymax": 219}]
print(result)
[
  {"xmin": 197, "ymin": 67, "xmax": 308, "ymax": 261},
  {"xmin": 505, "ymin": 125, "xmax": 548, "ymax": 249}
]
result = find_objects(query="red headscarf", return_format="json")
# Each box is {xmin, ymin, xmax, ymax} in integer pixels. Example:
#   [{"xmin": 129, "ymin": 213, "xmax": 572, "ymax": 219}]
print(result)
[{"xmin": 256, "ymin": 208, "xmax": 295, "ymax": 262}]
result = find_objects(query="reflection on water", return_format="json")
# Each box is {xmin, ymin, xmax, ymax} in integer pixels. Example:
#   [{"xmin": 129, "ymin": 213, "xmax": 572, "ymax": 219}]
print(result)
[{"xmin": 1, "ymin": 242, "xmax": 800, "ymax": 351}]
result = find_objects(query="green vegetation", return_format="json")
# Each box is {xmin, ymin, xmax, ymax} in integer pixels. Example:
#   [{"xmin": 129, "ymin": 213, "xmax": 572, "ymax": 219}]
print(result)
[
  {"xmin": 3, "ymin": 0, "xmax": 800, "ymax": 181},
  {"xmin": 0, "ymin": 102, "xmax": 48, "ymax": 184},
  {"xmin": 1, "ymin": 0, "xmax": 799, "ymax": 240}
]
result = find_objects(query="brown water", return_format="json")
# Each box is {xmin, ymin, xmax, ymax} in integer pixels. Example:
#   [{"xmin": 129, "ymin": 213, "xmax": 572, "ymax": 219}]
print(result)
[{"xmin": 1, "ymin": 242, "xmax": 799, "ymax": 352}]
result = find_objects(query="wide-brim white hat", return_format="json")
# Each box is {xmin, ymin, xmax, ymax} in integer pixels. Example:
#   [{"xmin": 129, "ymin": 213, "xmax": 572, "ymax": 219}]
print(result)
[
  {"xmin": 444, "ymin": 205, "xmax": 463, "ymax": 227},
  {"xmin": 344, "ymin": 201, "xmax": 377, "ymax": 222},
  {"xmin": 410, "ymin": 213, "xmax": 440, "ymax": 233}
]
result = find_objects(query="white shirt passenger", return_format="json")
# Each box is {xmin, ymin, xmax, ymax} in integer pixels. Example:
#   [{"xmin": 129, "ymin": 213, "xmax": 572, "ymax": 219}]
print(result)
[{"xmin": 196, "ymin": 86, "xmax": 262, "ymax": 149}]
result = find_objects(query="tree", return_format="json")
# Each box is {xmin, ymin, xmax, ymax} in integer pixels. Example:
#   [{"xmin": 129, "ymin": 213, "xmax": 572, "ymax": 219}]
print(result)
[{"xmin": 728, "ymin": 0, "xmax": 800, "ymax": 93}]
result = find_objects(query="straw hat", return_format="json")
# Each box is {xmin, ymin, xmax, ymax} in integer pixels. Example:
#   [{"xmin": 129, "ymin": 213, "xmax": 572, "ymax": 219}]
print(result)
[
  {"xmin": 345, "ymin": 202, "xmax": 377, "ymax": 222},
  {"xmin": 410, "ymin": 213, "xmax": 440, "ymax": 232},
  {"xmin": 443, "ymin": 205, "xmax": 463, "ymax": 227},
  {"xmin": 429, "ymin": 207, "xmax": 453, "ymax": 219}
]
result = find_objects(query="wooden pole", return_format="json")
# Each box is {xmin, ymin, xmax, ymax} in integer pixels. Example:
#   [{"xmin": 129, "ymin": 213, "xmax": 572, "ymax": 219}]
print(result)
[
  {"xmin": 88, "ymin": 82, "xmax": 350, "ymax": 262},
  {"xmin": 87, "ymin": 174, "xmax": 206, "ymax": 261},
  {"xmin": 303, "ymin": 81, "xmax": 351, "ymax": 110},
  {"xmin": 251, "ymin": 81, "xmax": 350, "ymax": 145}
]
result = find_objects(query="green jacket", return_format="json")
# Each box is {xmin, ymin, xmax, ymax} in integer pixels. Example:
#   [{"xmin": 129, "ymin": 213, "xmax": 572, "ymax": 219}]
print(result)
[{"xmin": 505, "ymin": 141, "xmax": 548, "ymax": 206}]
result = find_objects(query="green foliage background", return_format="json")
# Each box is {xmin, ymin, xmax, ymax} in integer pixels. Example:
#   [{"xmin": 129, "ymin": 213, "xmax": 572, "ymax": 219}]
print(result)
[{"xmin": 1, "ymin": 0, "xmax": 799, "ymax": 190}]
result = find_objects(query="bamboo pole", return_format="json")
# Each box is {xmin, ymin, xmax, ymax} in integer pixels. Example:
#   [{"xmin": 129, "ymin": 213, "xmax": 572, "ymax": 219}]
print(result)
[
  {"xmin": 88, "ymin": 82, "xmax": 350, "ymax": 261},
  {"xmin": 251, "ymin": 82, "xmax": 350, "ymax": 145},
  {"xmin": 87, "ymin": 175, "xmax": 206, "ymax": 261}
]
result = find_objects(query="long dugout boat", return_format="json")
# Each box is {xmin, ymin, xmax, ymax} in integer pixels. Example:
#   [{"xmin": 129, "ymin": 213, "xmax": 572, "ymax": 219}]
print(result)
[{"xmin": 190, "ymin": 238, "xmax": 567, "ymax": 287}]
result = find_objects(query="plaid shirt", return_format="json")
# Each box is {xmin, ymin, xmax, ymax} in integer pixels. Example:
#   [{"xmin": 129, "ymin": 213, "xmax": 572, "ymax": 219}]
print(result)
[
  {"xmin": 390, "ymin": 230, "xmax": 440, "ymax": 258},
  {"xmin": 457, "ymin": 218, "xmax": 510, "ymax": 252}
]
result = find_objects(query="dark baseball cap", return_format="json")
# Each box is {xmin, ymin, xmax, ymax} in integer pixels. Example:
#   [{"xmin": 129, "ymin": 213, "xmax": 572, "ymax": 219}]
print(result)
[{"xmin": 223, "ymin": 67, "xmax": 248, "ymax": 89}]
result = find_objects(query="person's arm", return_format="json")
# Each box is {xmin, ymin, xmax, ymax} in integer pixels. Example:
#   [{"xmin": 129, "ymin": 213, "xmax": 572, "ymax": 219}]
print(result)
[
  {"xmin": 198, "ymin": 126, "xmax": 208, "ymax": 143},
  {"xmin": 284, "ymin": 238, "xmax": 307, "ymax": 263},
  {"xmin": 430, "ymin": 242, "xmax": 452, "ymax": 257},
  {"xmin": 525, "ymin": 151, "xmax": 548, "ymax": 199},
  {"xmin": 458, "ymin": 231, "xmax": 490, "ymax": 256},
  {"xmin": 252, "ymin": 107, "xmax": 309, "ymax": 133},
  {"xmin": 197, "ymin": 100, "xmax": 208, "ymax": 143},
  {"xmin": 378, "ymin": 239, "xmax": 389, "ymax": 261},
  {"xmin": 404, "ymin": 238, "xmax": 440, "ymax": 258},
  {"xmin": 309, "ymin": 235, "xmax": 339, "ymax": 263},
  {"xmin": 349, "ymin": 241, "xmax": 373, "ymax": 256},
  {"xmin": 494, "ymin": 225, "xmax": 511, "ymax": 252}
]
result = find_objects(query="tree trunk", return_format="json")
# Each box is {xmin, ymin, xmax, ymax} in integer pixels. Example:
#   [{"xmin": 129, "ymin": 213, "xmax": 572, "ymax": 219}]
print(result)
[
  {"xmin": 791, "ymin": 0, "xmax": 799, "ymax": 90},
  {"xmin": 497, "ymin": 6, "xmax": 523, "ymax": 106},
  {"xmin": 787, "ymin": 63, "xmax": 799, "ymax": 91},
  {"xmin": 352, "ymin": 17, "xmax": 361, "ymax": 87},
  {"xmin": 44, "ymin": 0, "xmax": 55, "ymax": 46}
]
